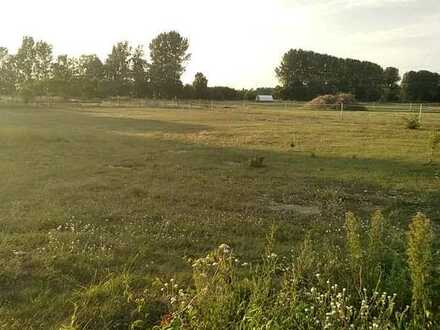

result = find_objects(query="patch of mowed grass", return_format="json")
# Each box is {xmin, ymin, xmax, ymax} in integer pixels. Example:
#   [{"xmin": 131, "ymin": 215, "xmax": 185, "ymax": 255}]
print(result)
[{"xmin": 0, "ymin": 104, "xmax": 439, "ymax": 327}]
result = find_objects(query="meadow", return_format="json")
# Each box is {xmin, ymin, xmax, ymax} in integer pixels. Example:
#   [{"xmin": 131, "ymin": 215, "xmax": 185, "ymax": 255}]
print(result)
[{"xmin": 0, "ymin": 102, "xmax": 439, "ymax": 329}]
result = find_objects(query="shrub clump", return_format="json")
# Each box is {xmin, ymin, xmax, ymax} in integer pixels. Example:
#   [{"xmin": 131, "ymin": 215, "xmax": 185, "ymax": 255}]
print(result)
[
  {"xmin": 404, "ymin": 116, "xmax": 421, "ymax": 129},
  {"xmin": 249, "ymin": 156, "xmax": 265, "ymax": 168},
  {"xmin": 305, "ymin": 93, "xmax": 366, "ymax": 111}
]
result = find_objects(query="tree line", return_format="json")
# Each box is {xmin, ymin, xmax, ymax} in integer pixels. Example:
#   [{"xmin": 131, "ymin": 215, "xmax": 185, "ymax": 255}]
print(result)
[
  {"xmin": 0, "ymin": 33, "xmax": 270, "ymax": 102},
  {"xmin": 1, "ymin": 36, "xmax": 439, "ymax": 103},
  {"xmin": 275, "ymin": 49, "xmax": 440, "ymax": 102},
  {"xmin": 0, "ymin": 32, "xmax": 190, "ymax": 101}
]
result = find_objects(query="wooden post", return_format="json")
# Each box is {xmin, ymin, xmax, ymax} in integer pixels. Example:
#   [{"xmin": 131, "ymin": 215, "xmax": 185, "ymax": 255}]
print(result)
[
  {"xmin": 419, "ymin": 104, "xmax": 423, "ymax": 122},
  {"xmin": 340, "ymin": 102, "xmax": 344, "ymax": 120},
  {"xmin": 410, "ymin": 103, "xmax": 413, "ymax": 112}
]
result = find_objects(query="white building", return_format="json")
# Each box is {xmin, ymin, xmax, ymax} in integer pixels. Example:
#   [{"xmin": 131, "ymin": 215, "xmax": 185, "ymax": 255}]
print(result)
[{"xmin": 256, "ymin": 95, "xmax": 274, "ymax": 102}]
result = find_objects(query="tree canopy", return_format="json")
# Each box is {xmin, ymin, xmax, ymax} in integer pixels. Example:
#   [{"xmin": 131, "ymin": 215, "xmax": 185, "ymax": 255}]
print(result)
[
  {"xmin": 193, "ymin": 72, "xmax": 208, "ymax": 99},
  {"xmin": 275, "ymin": 49, "xmax": 386, "ymax": 101},
  {"xmin": 1, "ymin": 36, "xmax": 440, "ymax": 103},
  {"xmin": 149, "ymin": 31, "xmax": 190, "ymax": 99},
  {"xmin": 401, "ymin": 70, "xmax": 440, "ymax": 102}
]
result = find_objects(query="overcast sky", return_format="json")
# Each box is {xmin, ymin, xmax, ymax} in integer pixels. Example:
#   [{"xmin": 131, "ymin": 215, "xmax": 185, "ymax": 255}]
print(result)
[{"xmin": 1, "ymin": 0, "xmax": 439, "ymax": 88}]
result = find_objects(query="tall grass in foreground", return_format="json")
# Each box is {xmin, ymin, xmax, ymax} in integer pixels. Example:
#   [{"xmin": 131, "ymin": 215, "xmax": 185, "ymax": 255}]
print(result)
[{"xmin": 62, "ymin": 211, "xmax": 437, "ymax": 329}]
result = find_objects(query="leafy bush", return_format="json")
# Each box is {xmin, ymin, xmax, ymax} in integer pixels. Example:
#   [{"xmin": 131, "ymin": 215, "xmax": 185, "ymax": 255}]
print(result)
[
  {"xmin": 249, "ymin": 156, "xmax": 265, "ymax": 168},
  {"xmin": 404, "ymin": 116, "xmax": 421, "ymax": 129}
]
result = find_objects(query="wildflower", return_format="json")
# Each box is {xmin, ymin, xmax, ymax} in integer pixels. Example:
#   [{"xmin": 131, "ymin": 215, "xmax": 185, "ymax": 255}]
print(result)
[
  {"xmin": 218, "ymin": 243, "xmax": 231, "ymax": 254},
  {"xmin": 268, "ymin": 252, "xmax": 277, "ymax": 259}
]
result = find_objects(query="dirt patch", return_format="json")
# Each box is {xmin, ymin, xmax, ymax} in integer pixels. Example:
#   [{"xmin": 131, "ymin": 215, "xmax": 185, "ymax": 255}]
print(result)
[
  {"xmin": 224, "ymin": 161, "xmax": 241, "ymax": 167},
  {"xmin": 268, "ymin": 202, "xmax": 321, "ymax": 215}
]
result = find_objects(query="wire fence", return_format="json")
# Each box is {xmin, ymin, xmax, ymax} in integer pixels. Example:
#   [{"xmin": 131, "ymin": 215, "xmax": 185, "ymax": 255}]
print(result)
[{"xmin": 1, "ymin": 96, "xmax": 440, "ymax": 113}]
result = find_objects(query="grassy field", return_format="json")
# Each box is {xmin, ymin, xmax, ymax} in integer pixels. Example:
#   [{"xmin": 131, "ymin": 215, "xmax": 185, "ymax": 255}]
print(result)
[{"xmin": 0, "ymin": 104, "xmax": 439, "ymax": 328}]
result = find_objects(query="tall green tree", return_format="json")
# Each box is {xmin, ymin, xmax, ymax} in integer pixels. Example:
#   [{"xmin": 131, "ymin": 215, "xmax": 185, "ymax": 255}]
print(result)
[
  {"xmin": 14, "ymin": 36, "xmax": 36, "ymax": 84},
  {"xmin": 193, "ymin": 72, "xmax": 208, "ymax": 99},
  {"xmin": 131, "ymin": 46, "xmax": 149, "ymax": 98},
  {"xmin": 382, "ymin": 67, "xmax": 401, "ymax": 101},
  {"xmin": 275, "ymin": 49, "xmax": 384, "ymax": 101},
  {"xmin": 149, "ymin": 31, "xmax": 190, "ymax": 99},
  {"xmin": 14, "ymin": 36, "xmax": 53, "ymax": 100},
  {"xmin": 0, "ymin": 47, "xmax": 16, "ymax": 95},
  {"xmin": 50, "ymin": 55, "xmax": 78, "ymax": 98},
  {"xmin": 34, "ymin": 41, "xmax": 53, "ymax": 81},
  {"xmin": 401, "ymin": 70, "xmax": 440, "ymax": 102},
  {"xmin": 104, "ymin": 41, "xmax": 132, "ymax": 96},
  {"xmin": 78, "ymin": 55, "xmax": 105, "ymax": 98}
]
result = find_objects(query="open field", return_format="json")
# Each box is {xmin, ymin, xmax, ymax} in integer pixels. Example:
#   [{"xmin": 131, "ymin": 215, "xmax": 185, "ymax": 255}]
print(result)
[{"xmin": 0, "ymin": 104, "xmax": 439, "ymax": 328}]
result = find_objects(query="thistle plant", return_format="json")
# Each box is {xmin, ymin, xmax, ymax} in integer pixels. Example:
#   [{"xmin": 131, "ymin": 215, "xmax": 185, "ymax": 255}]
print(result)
[
  {"xmin": 407, "ymin": 213, "xmax": 433, "ymax": 322},
  {"xmin": 367, "ymin": 210, "xmax": 387, "ymax": 289},
  {"xmin": 346, "ymin": 212, "xmax": 363, "ymax": 289},
  {"xmin": 428, "ymin": 130, "xmax": 440, "ymax": 164}
]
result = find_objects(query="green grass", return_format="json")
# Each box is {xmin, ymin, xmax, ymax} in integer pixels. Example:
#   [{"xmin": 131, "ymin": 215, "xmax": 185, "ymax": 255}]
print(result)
[{"xmin": 0, "ymin": 104, "xmax": 439, "ymax": 328}]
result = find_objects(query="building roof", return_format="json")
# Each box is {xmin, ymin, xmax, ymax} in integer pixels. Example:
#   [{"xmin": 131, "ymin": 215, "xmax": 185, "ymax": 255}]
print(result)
[{"xmin": 256, "ymin": 95, "xmax": 274, "ymax": 102}]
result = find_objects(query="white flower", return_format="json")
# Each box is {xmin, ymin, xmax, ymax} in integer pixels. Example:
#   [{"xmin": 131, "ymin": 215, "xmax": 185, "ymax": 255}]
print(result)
[{"xmin": 218, "ymin": 243, "xmax": 231, "ymax": 254}]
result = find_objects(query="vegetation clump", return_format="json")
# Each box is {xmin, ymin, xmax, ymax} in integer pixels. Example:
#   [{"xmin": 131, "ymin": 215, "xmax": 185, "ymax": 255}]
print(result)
[
  {"xmin": 404, "ymin": 116, "xmax": 421, "ymax": 129},
  {"xmin": 249, "ymin": 156, "xmax": 265, "ymax": 168},
  {"xmin": 305, "ymin": 93, "xmax": 366, "ymax": 111},
  {"xmin": 428, "ymin": 130, "xmax": 440, "ymax": 163},
  {"xmin": 61, "ymin": 211, "xmax": 438, "ymax": 329}
]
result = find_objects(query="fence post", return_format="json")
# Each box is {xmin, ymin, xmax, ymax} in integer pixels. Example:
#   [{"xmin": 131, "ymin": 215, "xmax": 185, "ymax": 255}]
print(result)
[
  {"xmin": 419, "ymin": 104, "xmax": 423, "ymax": 122},
  {"xmin": 340, "ymin": 102, "xmax": 344, "ymax": 120}
]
